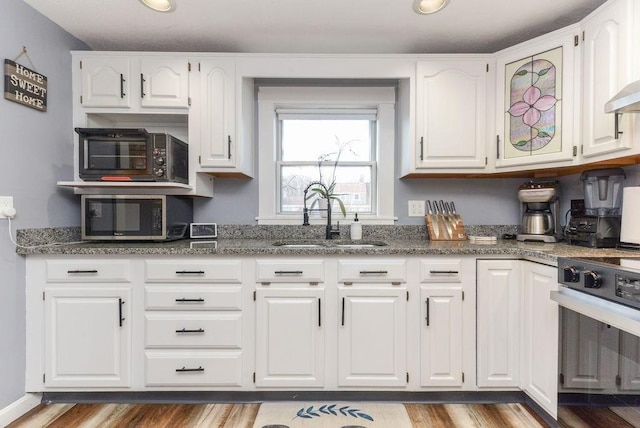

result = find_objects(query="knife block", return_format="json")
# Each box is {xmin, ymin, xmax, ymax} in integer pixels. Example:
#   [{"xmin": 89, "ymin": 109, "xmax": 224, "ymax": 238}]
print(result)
[{"xmin": 425, "ymin": 214, "xmax": 467, "ymax": 241}]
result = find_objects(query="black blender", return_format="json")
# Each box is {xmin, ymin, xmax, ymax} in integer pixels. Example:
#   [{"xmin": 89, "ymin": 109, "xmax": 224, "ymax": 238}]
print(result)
[{"xmin": 567, "ymin": 168, "xmax": 626, "ymax": 248}]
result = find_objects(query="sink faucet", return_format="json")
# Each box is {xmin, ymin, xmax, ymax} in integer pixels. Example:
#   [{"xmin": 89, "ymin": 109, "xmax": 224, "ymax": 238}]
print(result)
[{"xmin": 303, "ymin": 181, "xmax": 340, "ymax": 240}]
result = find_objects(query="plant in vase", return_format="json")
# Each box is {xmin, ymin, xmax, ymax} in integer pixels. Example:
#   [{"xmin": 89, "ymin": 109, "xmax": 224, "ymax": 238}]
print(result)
[{"xmin": 305, "ymin": 138, "xmax": 353, "ymax": 218}]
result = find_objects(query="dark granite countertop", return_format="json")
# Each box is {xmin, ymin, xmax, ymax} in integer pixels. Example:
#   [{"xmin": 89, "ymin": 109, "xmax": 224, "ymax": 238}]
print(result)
[{"xmin": 16, "ymin": 228, "xmax": 637, "ymax": 262}]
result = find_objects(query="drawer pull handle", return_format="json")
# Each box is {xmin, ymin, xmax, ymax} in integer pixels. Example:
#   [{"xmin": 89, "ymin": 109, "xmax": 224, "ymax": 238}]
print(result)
[
  {"xmin": 429, "ymin": 270, "xmax": 459, "ymax": 275},
  {"xmin": 175, "ymin": 328, "xmax": 205, "ymax": 334},
  {"xmin": 175, "ymin": 298, "xmax": 205, "ymax": 303},
  {"xmin": 176, "ymin": 366, "xmax": 204, "ymax": 372},
  {"xmin": 67, "ymin": 269, "xmax": 98, "ymax": 274},
  {"xmin": 274, "ymin": 270, "xmax": 303, "ymax": 275},
  {"xmin": 175, "ymin": 270, "xmax": 205, "ymax": 275},
  {"xmin": 359, "ymin": 270, "xmax": 388, "ymax": 275}
]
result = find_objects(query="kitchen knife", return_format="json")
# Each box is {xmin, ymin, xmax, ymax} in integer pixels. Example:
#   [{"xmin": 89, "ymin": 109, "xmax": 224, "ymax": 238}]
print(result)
[
  {"xmin": 427, "ymin": 200, "xmax": 439, "ymax": 239},
  {"xmin": 441, "ymin": 200, "xmax": 453, "ymax": 239}
]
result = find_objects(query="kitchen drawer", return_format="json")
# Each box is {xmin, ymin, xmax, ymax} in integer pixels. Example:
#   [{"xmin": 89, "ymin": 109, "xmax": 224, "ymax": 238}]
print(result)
[
  {"xmin": 145, "ymin": 286, "xmax": 242, "ymax": 311},
  {"xmin": 46, "ymin": 259, "xmax": 131, "ymax": 283},
  {"xmin": 145, "ymin": 313, "xmax": 242, "ymax": 348},
  {"xmin": 145, "ymin": 351, "xmax": 242, "ymax": 386},
  {"xmin": 338, "ymin": 259, "xmax": 406, "ymax": 283},
  {"xmin": 256, "ymin": 259, "xmax": 324, "ymax": 283},
  {"xmin": 419, "ymin": 259, "xmax": 463, "ymax": 283},
  {"xmin": 145, "ymin": 259, "xmax": 242, "ymax": 283}
]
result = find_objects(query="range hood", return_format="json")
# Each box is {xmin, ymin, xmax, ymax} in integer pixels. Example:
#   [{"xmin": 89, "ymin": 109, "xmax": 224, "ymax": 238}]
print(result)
[{"xmin": 605, "ymin": 80, "xmax": 640, "ymax": 113}]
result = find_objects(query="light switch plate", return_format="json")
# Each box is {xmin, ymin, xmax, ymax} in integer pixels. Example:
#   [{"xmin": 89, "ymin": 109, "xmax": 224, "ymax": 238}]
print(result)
[{"xmin": 408, "ymin": 200, "xmax": 425, "ymax": 217}]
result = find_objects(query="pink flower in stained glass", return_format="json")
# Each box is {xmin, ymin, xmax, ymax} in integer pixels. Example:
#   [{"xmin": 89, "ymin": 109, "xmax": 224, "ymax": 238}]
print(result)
[{"xmin": 508, "ymin": 86, "xmax": 558, "ymax": 127}]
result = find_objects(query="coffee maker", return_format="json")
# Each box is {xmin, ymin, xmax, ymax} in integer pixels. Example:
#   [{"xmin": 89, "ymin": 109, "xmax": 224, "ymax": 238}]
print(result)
[
  {"xmin": 517, "ymin": 181, "xmax": 561, "ymax": 243},
  {"xmin": 567, "ymin": 168, "xmax": 626, "ymax": 248}
]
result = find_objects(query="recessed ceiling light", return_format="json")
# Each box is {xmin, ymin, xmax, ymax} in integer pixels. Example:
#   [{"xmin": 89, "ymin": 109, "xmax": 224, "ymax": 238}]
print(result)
[
  {"xmin": 413, "ymin": 0, "xmax": 450, "ymax": 15},
  {"xmin": 139, "ymin": 0, "xmax": 176, "ymax": 13}
]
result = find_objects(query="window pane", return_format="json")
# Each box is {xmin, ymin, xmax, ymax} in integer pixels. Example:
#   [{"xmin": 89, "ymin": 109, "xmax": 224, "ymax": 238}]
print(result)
[
  {"xmin": 280, "ymin": 165, "xmax": 372, "ymax": 214},
  {"xmin": 281, "ymin": 120, "xmax": 372, "ymax": 162}
]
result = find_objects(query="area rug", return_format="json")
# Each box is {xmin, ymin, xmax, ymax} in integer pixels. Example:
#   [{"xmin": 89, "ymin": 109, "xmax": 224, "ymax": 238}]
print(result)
[{"xmin": 252, "ymin": 402, "xmax": 412, "ymax": 428}]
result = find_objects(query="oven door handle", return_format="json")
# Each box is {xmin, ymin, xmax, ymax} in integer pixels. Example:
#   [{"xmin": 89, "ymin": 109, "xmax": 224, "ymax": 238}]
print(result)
[{"xmin": 551, "ymin": 289, "xmax": 640, "ymax": 337}]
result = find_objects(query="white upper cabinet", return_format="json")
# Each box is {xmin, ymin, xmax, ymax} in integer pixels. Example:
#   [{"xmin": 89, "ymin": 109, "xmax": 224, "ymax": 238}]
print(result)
[
  {"xmin": 80, "ymin": 56, "xmax": 131, "ymax": 108},
  {"xmin": 494, "ymin": 26, "xmax": 579, "ymax": 170},
  {"xmin": 194, "ymin": 59, "xmax": 254, "ymax": 177},
  {"xmin": 414, "ymin": 59, "xmax": 489, "ymax": 170},
  {"xmin": 580, "ymin": 0, "xmax": 636, "ymax": 158},
  {"xmin": 198, "ymin": 59, "xmax": 236, "ymax": 169},
  {"xmin": 79, "ymin": 55, "xmax": 190, "ymax": 111},
  {"xmin": 139, "ymin": 58, "xmax": 190, "ymax": 109}
]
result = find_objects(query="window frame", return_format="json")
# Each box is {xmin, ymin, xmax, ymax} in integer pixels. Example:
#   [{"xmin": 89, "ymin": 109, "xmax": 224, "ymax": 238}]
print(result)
[
  {"xmin": 257, "ymin": 86, "xmax": 396, "ymax": 225},
  {"xmin": 276, "ymin": 111, "xmax": 377, "ymax": 215}
]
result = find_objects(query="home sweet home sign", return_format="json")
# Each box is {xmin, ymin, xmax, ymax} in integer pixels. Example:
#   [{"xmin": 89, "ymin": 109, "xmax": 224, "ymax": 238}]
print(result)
[{"xmin": 4, "ymin": 59, "xmax": 47, "ymax": 112}]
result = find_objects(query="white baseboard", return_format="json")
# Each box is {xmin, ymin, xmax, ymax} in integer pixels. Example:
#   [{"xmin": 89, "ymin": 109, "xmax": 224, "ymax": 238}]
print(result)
[{"xmin": 0, "ymin": 393, "xmax": 42, "ymax": 426}]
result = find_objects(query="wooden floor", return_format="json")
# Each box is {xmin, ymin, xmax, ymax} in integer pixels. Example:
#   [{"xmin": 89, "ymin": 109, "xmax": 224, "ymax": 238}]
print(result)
[
  {"xmin": 6, "ymin": 402, "xmax": 542, "ymax": 427},
  {"xmin": 7, "ymin": 402, "xmax": 640, "ymax": 427}
]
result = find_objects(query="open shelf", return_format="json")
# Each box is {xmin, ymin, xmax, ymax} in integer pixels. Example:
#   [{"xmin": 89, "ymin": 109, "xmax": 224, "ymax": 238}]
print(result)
[{"xmin": 57, "ymin": 181, "xmax": 192, "ymax": 190}]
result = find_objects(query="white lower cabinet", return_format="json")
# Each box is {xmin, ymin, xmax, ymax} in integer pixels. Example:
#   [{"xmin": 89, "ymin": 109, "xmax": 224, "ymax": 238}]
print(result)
[
  {"xmin": 143, "ymin": 257, "xmax": 245, "ymax": 388},
  {"xmin": 477, "ymin": 259, "xmax": 559, "ymax": 418},
  {"xmin": 255, "ymin": 287, "xmax": 325, "ymax": 387},
  {"xmin": 28, "ymin": 253, "xmax": 565, "ymax": 411},
  {"xmin": 338, "ymin": 287, "xmax": 407, "ymax": 387},
  {"xmin": 477, "ymin": 260, "xmax": 521, "ymax": 387},
  {"xmin": 521, "ymin": 261, "xmax": 559, "ymax": 419},
  {"xmin": 420, "ymin": 287, "xmax": 463, "ymax": 387},
  {"xmin": 44, "ymin": 287, "xmax": 131, "ymax": 388},
  {"xmin": 145, "ymin": 351, "xmax": 242, "ymax": 387}
]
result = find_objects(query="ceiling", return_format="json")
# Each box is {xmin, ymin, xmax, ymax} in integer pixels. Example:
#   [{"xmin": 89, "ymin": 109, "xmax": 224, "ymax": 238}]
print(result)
[{"xmin": 23, "ymin": 0, "xmax": 608, "ymax": 54}]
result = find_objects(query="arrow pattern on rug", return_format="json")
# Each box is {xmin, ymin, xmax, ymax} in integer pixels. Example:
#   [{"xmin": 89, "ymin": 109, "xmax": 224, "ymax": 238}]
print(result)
[{"xmin": 295, "ymin": 404, "xmax": 374, "ymax": 421}]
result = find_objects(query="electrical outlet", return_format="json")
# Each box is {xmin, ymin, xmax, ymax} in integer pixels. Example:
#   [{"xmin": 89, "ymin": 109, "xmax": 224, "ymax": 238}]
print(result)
[
  {"xmin": 408, "ymin": 200, "xmax": 425, "ymax": 217},
  {"xmin": 0, "ymin": 196, "xmax": 14, "ymax": 219}
]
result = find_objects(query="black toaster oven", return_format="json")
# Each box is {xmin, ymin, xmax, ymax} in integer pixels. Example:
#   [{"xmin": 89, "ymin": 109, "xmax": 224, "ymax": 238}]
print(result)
[{"xmin": 75, "ymin": 128, "xmax": 189, "ymax": 183}]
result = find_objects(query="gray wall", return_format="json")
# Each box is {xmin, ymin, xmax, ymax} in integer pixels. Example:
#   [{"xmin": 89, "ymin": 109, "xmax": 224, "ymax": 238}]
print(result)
[
  {"xmin": 0, "ymin": 0, "xmax": 87, "ymax": 409},
  {"xmin": 196, "ymin": 163, "xmax": 640, "ymax": 228}
]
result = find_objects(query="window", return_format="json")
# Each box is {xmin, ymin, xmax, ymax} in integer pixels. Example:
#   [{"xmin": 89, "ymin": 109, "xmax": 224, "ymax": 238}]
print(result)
[
  {"xmin": 257, "ymin": 86, "xmax": 396, "ymax": 225},
  {"xmin": 278, "ymin": 110, "xmax": 376, "ymax": 215}
]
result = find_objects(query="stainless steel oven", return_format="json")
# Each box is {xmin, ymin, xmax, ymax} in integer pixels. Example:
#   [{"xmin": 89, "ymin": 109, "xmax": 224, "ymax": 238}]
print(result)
[{"xmin": 553, "ymin": 257, "xmax": 640, "ymax": 422}]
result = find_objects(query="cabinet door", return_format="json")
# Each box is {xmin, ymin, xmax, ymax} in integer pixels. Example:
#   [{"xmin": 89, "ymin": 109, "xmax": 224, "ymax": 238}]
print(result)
[
  {"xmin": 44, "ymin": 287, "xmax": 131, "ymax": 387},
  {"xmin": 415, "ymin": 60, "xmax": 487, "ymax": 170},
  {"xmin": 420, "ymin": 287, "xmax": 463, "ymax": 387},
  {"xmin": 561, "ymin": 310, "xmax": 619, "ymax": 391},
  {"xmin": 140, "ymin": 58, "xmax": 190, "ymax": 108},
  {"xmin": 581, "ymin": 0, "xmax": 635, "ymax": 158},
  {"xmin": 199, "ymin": 59, "xmax": 236, "ymax": 168},
  {"xmin": 619, "ymin": 331, "xmax": 640, "ymax": 391},
  {"xmin": 255, "ymin": 288, "xmax": 324, "ymax": 387},
  {"xmin": 495, "ymin": 29, "xmax": 577, "ymax": 169},
  {"xmin": 80, "ymin": 57, "xmax": 131, "ymax": 108},
  {"xmin": 338, "ymin": 287, "xmax": 406, "ymax": 387},
  {"xmin": 477, "ymin": 260, "xmax": 520, "ymax": 387},
  {"xmin": 521, "ymin": 262, "xmax": 559, "ymax": 419}
]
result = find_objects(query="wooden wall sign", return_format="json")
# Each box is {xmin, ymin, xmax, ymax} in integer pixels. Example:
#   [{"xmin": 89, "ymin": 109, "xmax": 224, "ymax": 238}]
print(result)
[{"xmin": 4, "ymin": 59, "xmax": 47, "ymax": 112}]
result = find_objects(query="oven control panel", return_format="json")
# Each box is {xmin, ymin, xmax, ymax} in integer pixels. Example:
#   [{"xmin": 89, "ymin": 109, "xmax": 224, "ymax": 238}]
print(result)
[{"xmin": 616, "ymin": 275, "xmax": 640, "ymax": 305}]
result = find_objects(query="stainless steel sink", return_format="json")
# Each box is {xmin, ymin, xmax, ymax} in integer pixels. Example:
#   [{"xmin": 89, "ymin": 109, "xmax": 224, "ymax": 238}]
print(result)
[
  {"xmin": 271, "ymin": 240, "xmax": 327, "ymax": 248},
  {"xmin": 272, "ymin": 240, "xmax": 386, "ymax": 248}
]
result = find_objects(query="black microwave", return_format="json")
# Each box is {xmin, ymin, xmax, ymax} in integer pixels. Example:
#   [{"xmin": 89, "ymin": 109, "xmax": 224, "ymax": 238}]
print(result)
[
  {"xmin": 75, "ymin": 128, "xmax": 189, "ymax": 183},
  {"xmin": 82, "ymin": 195, "xmax": 193, "ymax": 241}
]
